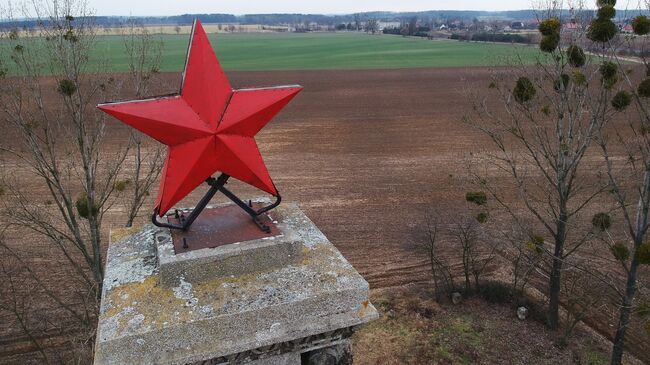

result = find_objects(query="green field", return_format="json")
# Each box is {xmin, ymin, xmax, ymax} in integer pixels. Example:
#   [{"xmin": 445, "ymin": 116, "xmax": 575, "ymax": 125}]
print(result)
[
  {"xmin": 102, "ymin": 32, "xmax": 542, "ymax": 71},
  {"xmin": 5, "ymin": 32, "xmax": 544, "ymax": 74}
]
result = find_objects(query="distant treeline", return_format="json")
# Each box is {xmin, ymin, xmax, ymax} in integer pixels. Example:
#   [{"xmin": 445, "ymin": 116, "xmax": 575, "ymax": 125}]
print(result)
[
  {"xmin": 1, "ymin": 9, "xmax": 648, "ymax": 28},
  {"xmin": 383, "ymin": 26, "xmax": 535, "ymax": 44},
  {"xmin": 450, "ymin": 32, "xmax": 534, "ymax": 44}
]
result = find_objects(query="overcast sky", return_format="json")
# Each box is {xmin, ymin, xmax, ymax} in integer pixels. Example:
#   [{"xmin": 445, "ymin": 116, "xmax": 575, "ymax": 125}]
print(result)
[{"xmin": 88, "ymin": 0, "xmax": 605, "ymax": 17}]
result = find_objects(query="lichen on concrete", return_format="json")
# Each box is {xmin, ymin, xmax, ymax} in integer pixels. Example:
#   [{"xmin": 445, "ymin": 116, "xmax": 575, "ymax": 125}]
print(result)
[
  {"xmin": 95, "ymin": 203, "xmax": 378, "ymax": 365},
  {"xmin": 105, "ymin": 225, "xmax": 159, "ymax": 292}
]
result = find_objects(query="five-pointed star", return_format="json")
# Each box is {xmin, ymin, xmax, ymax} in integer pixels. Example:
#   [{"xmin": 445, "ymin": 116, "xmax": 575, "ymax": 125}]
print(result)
[{"xmin": 98, "ymin": 20, "xmax": 302, "ymax": 216}]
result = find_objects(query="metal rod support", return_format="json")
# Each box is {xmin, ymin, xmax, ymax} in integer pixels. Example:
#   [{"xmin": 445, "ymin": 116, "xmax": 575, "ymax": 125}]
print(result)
[{"xmin": 151, "ymin": 173, "xmax": 281, "ymax": 233}]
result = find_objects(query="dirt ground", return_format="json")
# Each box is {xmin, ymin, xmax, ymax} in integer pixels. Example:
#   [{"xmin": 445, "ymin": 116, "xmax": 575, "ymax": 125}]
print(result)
[{"xmin": 1, "ymin": 68, "xmax": 649, "ymax": 363}]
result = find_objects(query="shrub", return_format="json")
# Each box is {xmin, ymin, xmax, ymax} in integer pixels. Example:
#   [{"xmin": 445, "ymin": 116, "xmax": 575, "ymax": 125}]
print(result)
[
  {"xmin": 404, "ymin": 296, "xmax": 424, "ymax": 314},
  {"xmin": 636, "ymin": 303, "xmax": 650, "ymax": 317},
  {"xmin": 531, "ymin": 234, "xmax": 544, "ymax": 246},
  {"xmin": 476, "ymin": 212, "xmax": 489, "ymax": 223},
  {"xmin": 610, "ymin": 243, "xmax": 630, "ymax": 261},
  {"xmin": 611, "ymin": 91, "xmax": 632, "ymax": 111},
  {"xmin": 600, "ymin": 62, "xmax": 618, "ymax": 89},
  {"xmin": 114, "ymin": 179, "xmax": 130, "ymax": 192},
  {"xmin": 597, "ymin": 0, "xmax": 616, "ymax": 6},
  {"xmin": 526, "ymin": 241, "xmax": 544, "ymax": 254},
  {"xmin": 57, "ymin": 79, "xmax": 77, "ymax": 96},
  {"xmin": 637, "ymin": 243, "xmax": 650, "ymax": 264},
  {"xmin": 587, "ymin": 19, "xmax": 617, "ymax": 43},
  {"xmin": 597, "ymin": 5, "xmax": 616, "ymax": 20},
  {"xmin": 526, "ymin": 235, "xmax": 545, "ymax": 254},
  {"xmin": 632, "ymin": 15, "xmax": 650, "ymax": 35},
  {"xmin": 471, "ymin": 32, "xmax": 532, "ymax": 44},
  {"xmin": 538, "ymin": 18, "xmax": 561, "ymax": 36},
  {"xmin": 63, "ymin": 29, "xmax": 78, "ymax": 43},
  {"xmin": 540, "ymin": 34, "xmax": 560, "ymax": 53},
  {"xmin": 554, "ymin": 74, "xmax": 571, "ymax": 92},
  {"xmin": 513, "ymin": 77, "xmax": 536, "ymax": 103},
  {"xmin": 479, "ymin": 280, "xmax": 513, "ymax": 304},
  {"xmin": 592, "ymin": 212, "xmax": 612, "ymax": 231},
  {"xmin": 465, "ymin": 191, "xmax": 487, "ymax": 205},
  {"xmin": 75, "ymin": 193, "xmax": 99, "ymax": 219},
  {"xmin": 567, "ymin": 45, "xmax": 586, "ymax": 67},
  {"xmin": 638, "ymin": 79, "xmax": 650, "ymax": 98},
  {"xmin": 573, "ymin": 71, "xmax": 587, "ymax": 86},
  {"xmin": 373, "ymin": 293, "xmax": 396, "ymax": 312},
  {"xmin": 600, "ymin": 62, "xmax": 618, "ymax": 79}
]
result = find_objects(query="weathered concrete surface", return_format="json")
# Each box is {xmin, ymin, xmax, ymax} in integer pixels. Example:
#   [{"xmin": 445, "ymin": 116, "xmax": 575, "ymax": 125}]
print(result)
[
  {"xmin": 94, "ymin": 203, "xmax": 377, "ymax": 365},
  {"xmin": 248, "ymin": 351, "xmax": 299, "ymax": 365},
  {"xmin": 156, "ymin": 200, "xmax": 304, "ymax": 287}
]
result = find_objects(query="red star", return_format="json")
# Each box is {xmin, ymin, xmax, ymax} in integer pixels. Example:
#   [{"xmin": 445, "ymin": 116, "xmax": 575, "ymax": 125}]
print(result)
[{"xmin": 98, "ymin": 20, "xmax": 302, "ymax": 216}]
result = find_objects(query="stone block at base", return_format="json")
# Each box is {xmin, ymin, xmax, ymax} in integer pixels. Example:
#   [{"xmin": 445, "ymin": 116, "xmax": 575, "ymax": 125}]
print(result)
[
  {"xmin": 94, "ymin": 202, "xmax": 377, "ymax": 365},
  {"xmin": 155, "ymin": 200, "xmax": 304, "ymax": 287}
]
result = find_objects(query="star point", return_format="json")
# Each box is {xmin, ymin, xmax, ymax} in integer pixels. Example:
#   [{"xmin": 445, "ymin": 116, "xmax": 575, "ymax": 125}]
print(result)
[{"xmin": 98, "ymin": 20, "xmax": 302, "ymax": 215}]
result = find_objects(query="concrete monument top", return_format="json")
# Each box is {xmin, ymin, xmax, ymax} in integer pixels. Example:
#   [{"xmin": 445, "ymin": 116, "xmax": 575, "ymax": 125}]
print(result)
[{"xmin": 94, "ymin": 202, "xmax": 377, "ymax": 365}]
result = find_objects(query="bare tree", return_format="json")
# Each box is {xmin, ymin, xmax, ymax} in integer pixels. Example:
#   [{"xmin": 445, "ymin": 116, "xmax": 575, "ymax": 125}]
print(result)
[
  {"xmin": 0, "ymin": 0, "xmax": 124, "ymax": 296},
  {"xmin": 451, "ymin": 216, "xmax": 479, "ymax": 291},
  {"xmin": 465, "ymin": 3, "xmax": 620, "ymax": 330},
  {"xmin": 365, "ymin": 19, "xmax": 379, "ymax": 35},
  {"xmin": 558, "ymin": 265, "xmax": 608, "ymax": 346},
  {"xmin": 0, "ymin": 0, "xmax": 163, "ymax": 360},
  {"xmin": 509, "ymin": 228, "xmax": 545, "ymax": 294},
  {"xmin": 120, "ymin": 19, "xmax": 164, "ymax": 227},
  {"xmin": 419, "ymin": 212, "xmax": 455, "ymax": 301},
  {"xmin": 449, "ymin": 211, "xmax": 497, "ymax": 292},
  {"xmin": 596, "ymin": 10, "xmax": 650, "ymax": 363},
  {"xmin": 0, "ymin": 253, "xmax": 50, "ymax": 364}
]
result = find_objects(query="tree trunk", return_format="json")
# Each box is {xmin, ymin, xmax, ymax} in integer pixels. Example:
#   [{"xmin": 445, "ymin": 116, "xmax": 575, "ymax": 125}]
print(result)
[
  {"xmin": 610, "ymin": 257, "xmax": 640, "ymax": 365},
  {"xmin": 125, "ymin": 140, "xmax": 142, "ymax": 228},
  {"xmin": 429, "ymin": 248, "xmax": 440, "ymax": 301},
  {"xmin": 611, "ymin": 170, "xmax": 650, "ymax": 365},
  {"xmin": 548, "ymin": 209, "xmax": 568, "ymax": 330},
  {"xmin": 547, "ymin": 255, "xmax": 562, "ymax": 330},
  {"xmin": 463, "ymin": 247, "xmax": 471, "ymax": 292}
]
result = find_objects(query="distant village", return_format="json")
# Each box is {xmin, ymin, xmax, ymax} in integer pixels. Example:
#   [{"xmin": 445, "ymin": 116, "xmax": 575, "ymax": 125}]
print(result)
[
  {"xmin": 136, "ymin": 13, "xmax": 644, "ymax": 47},
  {"xmin": 3, "ymin": 10, "xmax": 646, "ymax": 50},
  {"xmin": 291, "ymin": 16, "xmax": 640, "ymax": 43}
]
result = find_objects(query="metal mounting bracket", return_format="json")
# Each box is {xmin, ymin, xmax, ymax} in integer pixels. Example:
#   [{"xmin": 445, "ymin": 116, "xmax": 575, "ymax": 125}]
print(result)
[{"xmin": 151, "ymin": 173, "xmax": 281, "ymax": 233}]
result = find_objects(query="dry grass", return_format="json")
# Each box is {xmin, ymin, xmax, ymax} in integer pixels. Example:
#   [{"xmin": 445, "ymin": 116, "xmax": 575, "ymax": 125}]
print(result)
[{"xmin": 353, "ymin": 285, "xmax": 642, "ymax": 365}]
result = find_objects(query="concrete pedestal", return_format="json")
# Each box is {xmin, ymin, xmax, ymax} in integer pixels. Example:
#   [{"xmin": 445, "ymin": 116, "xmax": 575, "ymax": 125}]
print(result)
[{"xmin": 94, "ymin": 202, "xmax": 377, "ymax": 365}]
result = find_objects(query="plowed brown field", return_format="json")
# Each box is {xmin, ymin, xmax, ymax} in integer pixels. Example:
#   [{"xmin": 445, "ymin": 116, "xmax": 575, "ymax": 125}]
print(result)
[{"xmin": 1, "ymin": 68, "xmax": 648, "ymax": 363}]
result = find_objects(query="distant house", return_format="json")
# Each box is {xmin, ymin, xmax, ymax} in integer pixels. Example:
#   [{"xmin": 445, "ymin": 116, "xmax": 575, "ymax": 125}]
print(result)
[
  {"xmin": 439, "ymin": 24, "xmax": 448, "ymax": 30},
  {"xmin": 622, "ymin": 24, "xmax": 634, "ymax": 33},
  {"xmin": 563, "ymin": 22, "xmax": 580, "ymax": 31},
  {"xmin": 511, "ymin": 21, "xmax": 525, "ymax": 29},
  {"xmin": 377, "ymin": 21, "xmax": 401, "ymax": 31}
]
